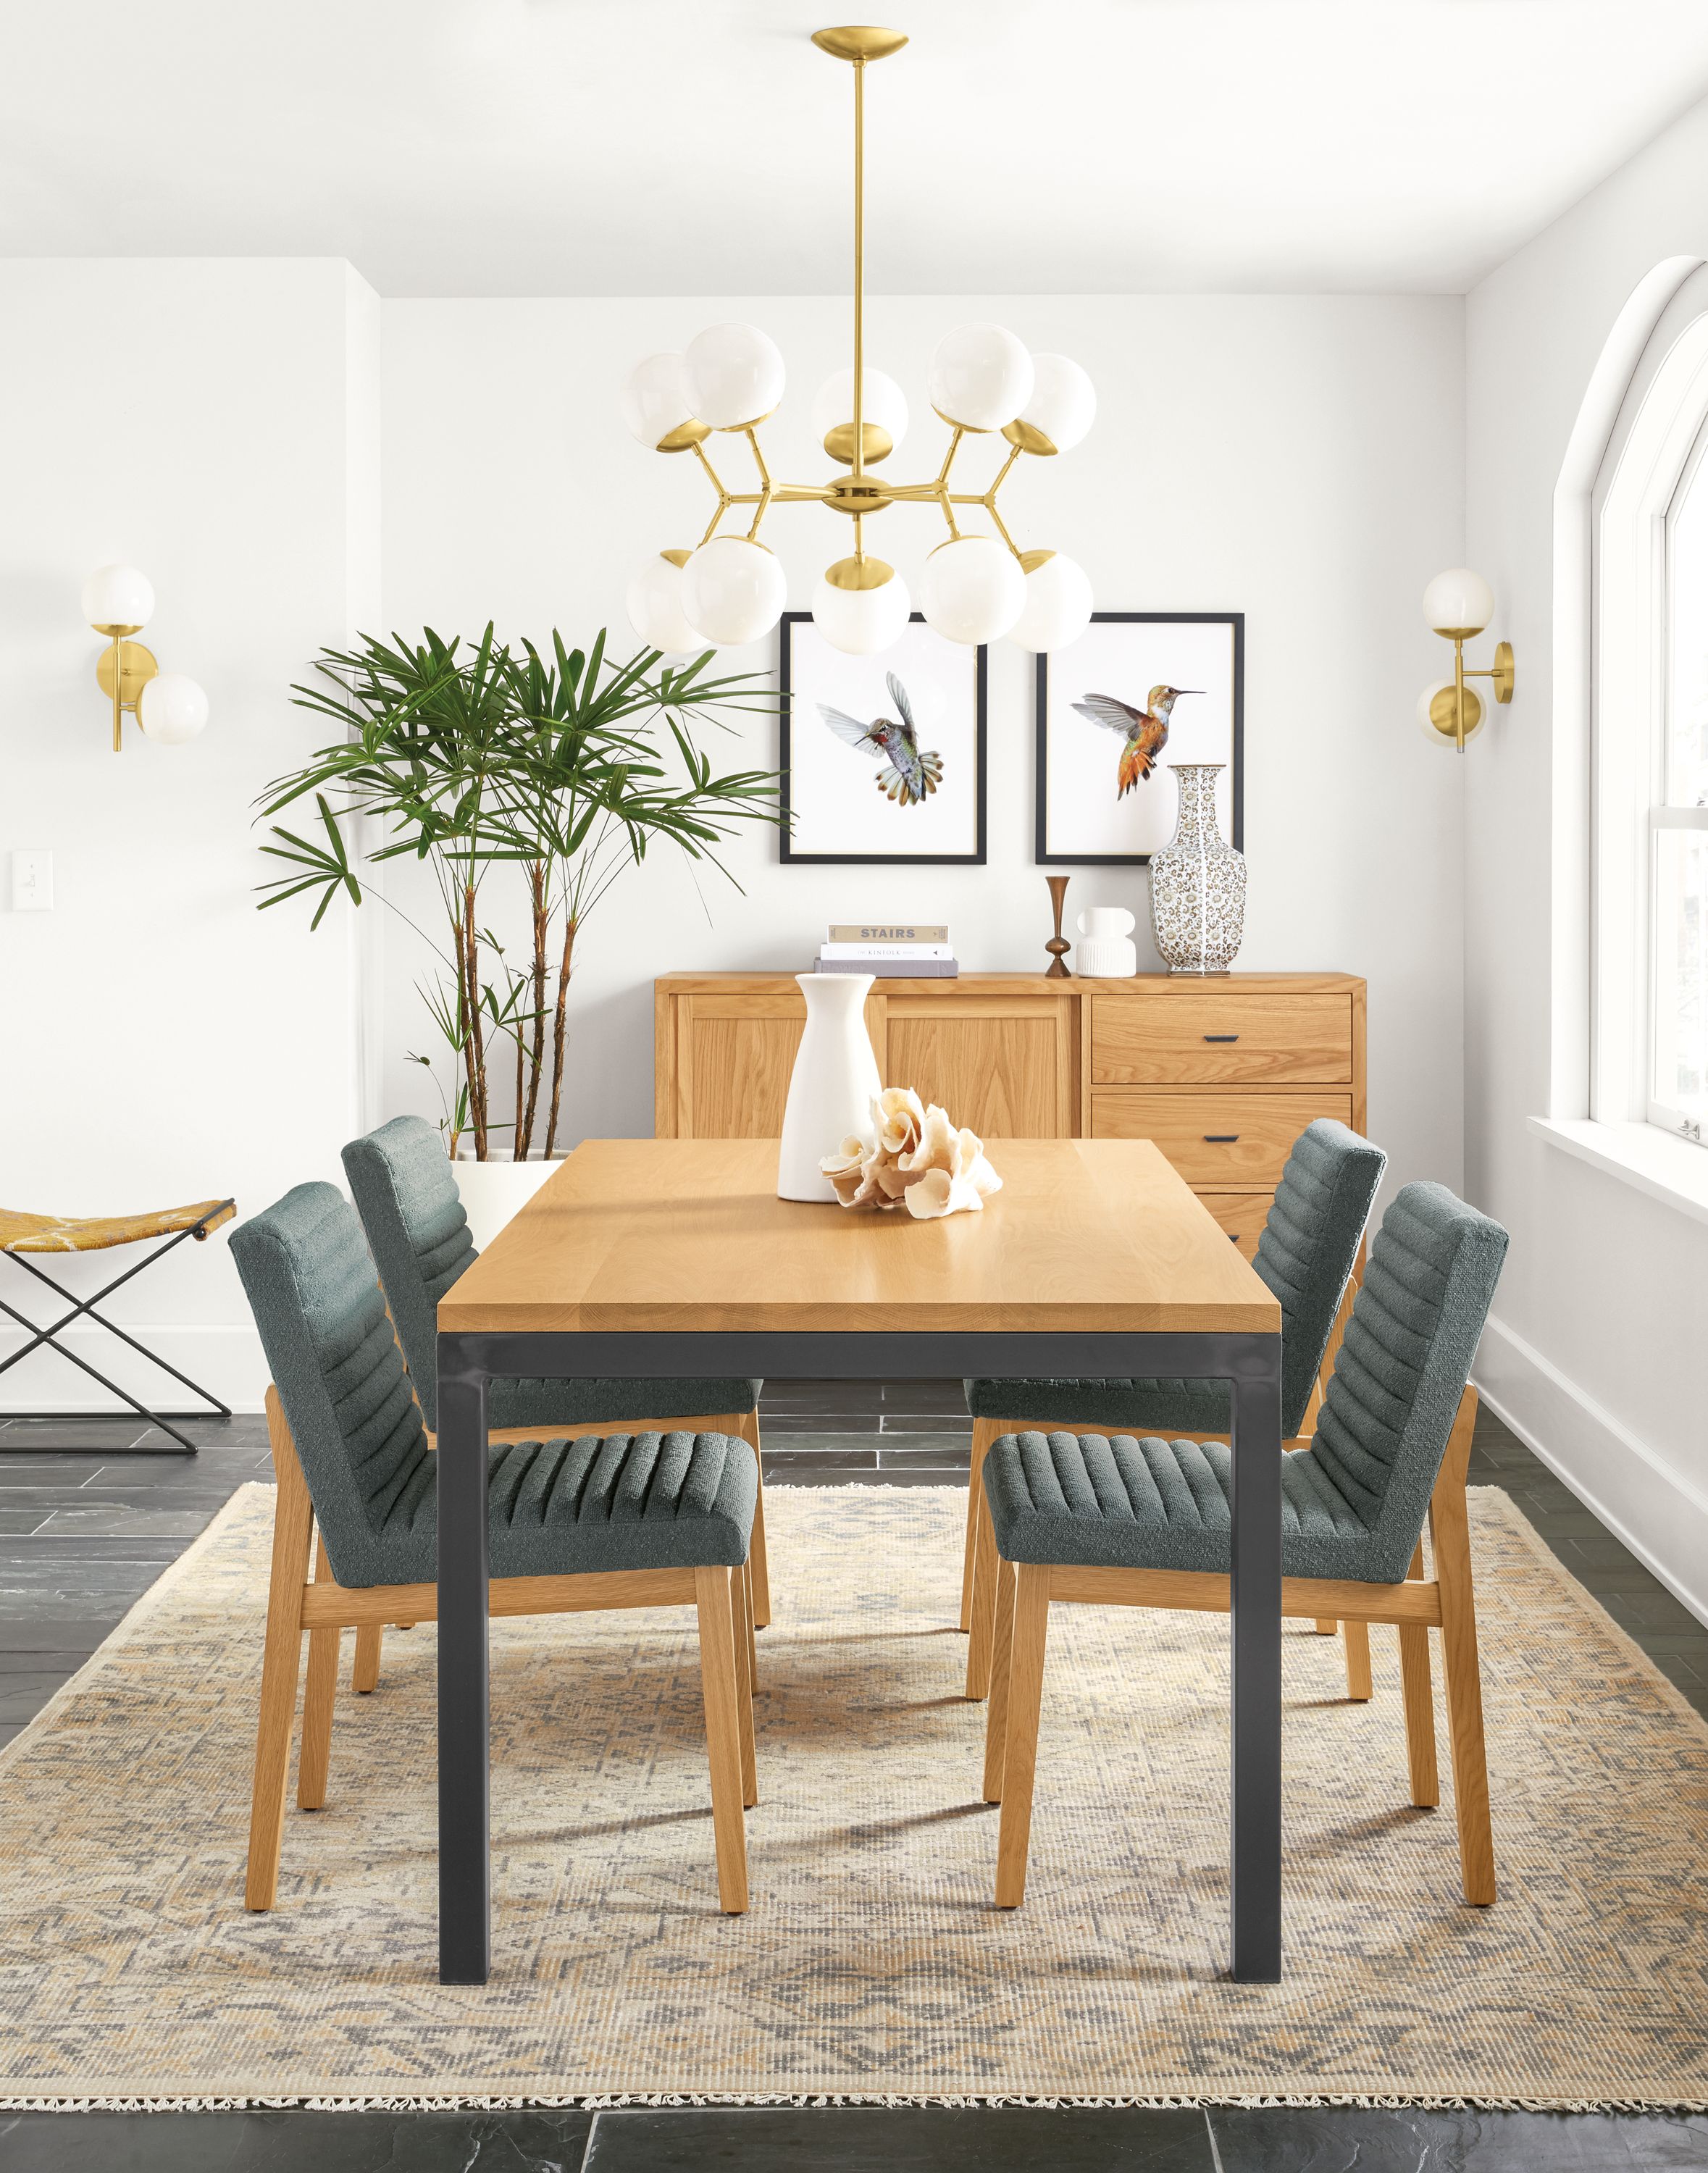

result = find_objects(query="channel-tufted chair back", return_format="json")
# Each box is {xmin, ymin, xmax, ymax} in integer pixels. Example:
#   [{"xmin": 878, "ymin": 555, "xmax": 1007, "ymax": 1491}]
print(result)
[
  {"xmin": 1249, "ymin": 1118, "xmax": 1386, "ymax": 1439},
  {"xmin": 341, "ymin": 1114, "xmax": 476, "ymax": 1431},
  {"xmin": 230, "ymin": 1182, "xmax": 433, "ymax": 1588},
  {"xmin": 1306, "ymin": 1181, "xmax": 1508, "ymax": 1581}
]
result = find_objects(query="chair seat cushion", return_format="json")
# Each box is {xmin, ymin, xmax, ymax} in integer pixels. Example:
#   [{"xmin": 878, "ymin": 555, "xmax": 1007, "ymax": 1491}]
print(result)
[
  {"xmin": 359, "ymin": 1430, "xmax": 758, "ymax": 1586},
  {"xmin": 964, "ymin": 1376, "xmax": 1232, "ymax": 1433},
  {"xmin": 487, "ymin": 1376, "xmax": 761, "ymax": 1433},
  {"xmin": 982, "ymin": 1429, "xmax": 1384, "ymax": 1583}
]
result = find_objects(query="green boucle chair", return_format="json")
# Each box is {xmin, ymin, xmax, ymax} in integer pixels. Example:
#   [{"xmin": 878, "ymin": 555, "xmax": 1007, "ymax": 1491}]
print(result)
[
  {"xmin": 961, "ymin": 1119, "xmax": 1386, "ymax": 1699},
  {"xmin": 974, "ymin": 1180, "xmax": 1507, "ymax": 1915},
  {"xmin": 230, "ymin": 1182, "xmax": 758, "ymax": 1917},
  {"xmin": 342, "ymin": 1115, "xmax": 771, "ymax": 1630}
]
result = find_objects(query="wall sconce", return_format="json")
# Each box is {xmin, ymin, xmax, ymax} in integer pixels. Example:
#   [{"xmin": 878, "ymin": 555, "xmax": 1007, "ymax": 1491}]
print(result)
[
  {"xmin": 1415, "ymin": 567, "xmax": 1514, "ymax": 752},
  {"xmin": 83, "ymin": 564, "xmax": 209, "ymax": 753}
]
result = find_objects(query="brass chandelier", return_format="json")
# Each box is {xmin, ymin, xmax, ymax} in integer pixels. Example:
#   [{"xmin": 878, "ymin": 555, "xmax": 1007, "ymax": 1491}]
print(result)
[{"xmin": 621, "ymin": 25, "xmax": 1096, "ymax": 660}]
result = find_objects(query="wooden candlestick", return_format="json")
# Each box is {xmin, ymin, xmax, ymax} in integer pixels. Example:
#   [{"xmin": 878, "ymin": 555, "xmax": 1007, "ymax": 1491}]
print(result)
[{"xmin": 1045, "ymin": 876, "xmax": 1072, "ymax": 978}]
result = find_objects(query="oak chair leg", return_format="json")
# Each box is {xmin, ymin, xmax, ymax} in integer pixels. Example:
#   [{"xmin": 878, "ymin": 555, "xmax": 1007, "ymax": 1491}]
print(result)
[
  {"xmin": 1315, "ymin": 1619, "xmax": 1339, "ymax": 1636},
  {"xmin": 994, "ymin": 1564, "xmax": 1050, "ymax": 1909},
  {"xmin": 297, "ymin": 1535, "xmax": 340, "ymax": 1810},
  {"xmin": 695, "ymin": 1565, "xmax": 750, "ymax": 1913},
  {"xmin": 729, "ymin": 1407, "xmax": 771, "ymax": 1628},
  {"xmin": 965, "ymin": 1451, "xmax": 1002, "ymax": 1700},
  {"xmin": 981, "ymin": 1555, "xmax": 1018, "ymax": 1804},
  {"xmin": 1397, "ymin": 1538, "xmax": 1439, "ymax": 1806},
  {"xmin": 961, "ymin": 1417, "xmax": 1000, "ymax": 1633},
  {"xmin": 735, "ymin": 1559, "xmax": 758, "ymax": 1808},
  {"xmin": 740, "ymin": 1558, "xmax": 759, "ymax": 1694},
  {"xmin": 246, "ymin": 1393, "xmax": 314, "ymax": 1912},
  {"xmin": 352, "ymin": 1623, "xmax": 383, "ymax": 1694},
  {"xmin": 1432, "ymin": 1394, "xmax": 1495, "ymax": 1904},
  {"xmin": 1342, "ymin": 1618, "xmax": 1373, "ymax": 1701}
]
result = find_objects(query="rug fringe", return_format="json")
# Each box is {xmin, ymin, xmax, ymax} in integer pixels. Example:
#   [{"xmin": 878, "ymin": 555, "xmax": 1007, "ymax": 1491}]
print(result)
[{"xmin": 4, "ymin": 2089, "xmax": 1708, "ymax": 2114}]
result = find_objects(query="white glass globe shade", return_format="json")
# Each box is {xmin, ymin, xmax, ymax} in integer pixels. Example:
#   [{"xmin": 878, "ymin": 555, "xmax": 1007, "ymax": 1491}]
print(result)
[
  {"xmin": 918, "ymin": 537, "xmax": 1026, "ymax": 645},
  {"xmin": 627, "ymin": 553, "xmax": 704, "ymax": 656},
  {"xmin": 619, "ymin": 353, "xmax": 700, "ymax": 451},
  {"xmin": 927, "ymin": 323, "xmax": 1034, "ymax": 432},
  {"xmin": 810, "ymin": 366, "xmax": 909, "ymax": 459},
  {"xmin": 1422, "ymin": 566, "xmax": 1494, "ymax": 636},
  {"xmin": 1008, "ymin": 552, "xmax": 1094, "ymax": 653},
  {"xmin": 811, "ymin": 565, "xmax": 913, "ymax": 656},
  {"xmin": 137, "ymin": 672, "xmax": 209, "ymax": 745},
  {"xmin": 683, "ymin": 323, "xmax": 785, "ymax": 431},
  {"xmin": 1416, "ymin": 679, "xmax": 1484, "ymax": 747},
  {"xmin": 681, "ymin": 537, "xmax": 787, "ymax": 645},
  {"xmin": 82, "ymin": 563, "xmax": 154, "ymax": 631},
  {"xmin": 1016, "ymin": 354, "xmax": 1096, "ymax": 454}
]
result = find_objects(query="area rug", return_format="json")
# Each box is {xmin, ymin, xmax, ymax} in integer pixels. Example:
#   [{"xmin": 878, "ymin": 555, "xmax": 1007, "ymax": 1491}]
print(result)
[{"xmin": 1, "ymin": 1481, "xmax": 1705, "ymax": 2110}]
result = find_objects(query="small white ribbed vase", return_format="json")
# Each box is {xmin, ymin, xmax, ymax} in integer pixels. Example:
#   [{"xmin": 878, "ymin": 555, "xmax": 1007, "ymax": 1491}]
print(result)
[
  {"xmin": 1150, "ymin": 762, "xmax": 1247, "ymax": 974},
  {"xmin": 777, "ymin": 973, "xmax": 882, "ymax": 1202}
]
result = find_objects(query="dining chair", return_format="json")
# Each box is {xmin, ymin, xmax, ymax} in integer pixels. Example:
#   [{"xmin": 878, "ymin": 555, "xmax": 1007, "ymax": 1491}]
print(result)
[
  {"xmin": 342, "ymin": 1115, "xmax": 773, "ymax": 1660},
  {"xmin": 961, "ymin": 1118, "xmax": 1386, "ymax": 1699},
  {"xmin": 974, "ymin": 1179, "xmax": 1508, "ymax": 1912},
  {"xmin": 230, "ymin": 1182, "xmax": 759, "ymax": 1916}
]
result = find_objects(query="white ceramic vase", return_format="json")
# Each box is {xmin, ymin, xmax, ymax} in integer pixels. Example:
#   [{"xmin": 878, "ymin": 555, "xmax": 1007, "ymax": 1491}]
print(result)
[
  {"xmin": 777, "ymin": 973, "xmax": 882, "ymax": 1202},
  {"xmin": 1149, "ymin": 762, "xmax": 1247, "ymax": 975},
  {"xmin": 1074, "ymin": 905, "xmax": 1138, "ymax": 978},
  {"xmin": 452, "ymin": 1150, "xmax": 562, "ymax": 1252}
]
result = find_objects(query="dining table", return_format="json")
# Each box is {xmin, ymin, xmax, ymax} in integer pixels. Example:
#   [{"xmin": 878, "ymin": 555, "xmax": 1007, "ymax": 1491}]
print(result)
[{"xmin": 434, "ymin": 1134, "xmax": 1284, "ymax": 1986}]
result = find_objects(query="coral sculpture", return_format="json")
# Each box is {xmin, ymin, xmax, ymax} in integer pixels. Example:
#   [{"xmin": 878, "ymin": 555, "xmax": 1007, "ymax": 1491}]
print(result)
[{"xmin": 819, "ymin": 1087, "xmax": 1003, "ymax": 1220}]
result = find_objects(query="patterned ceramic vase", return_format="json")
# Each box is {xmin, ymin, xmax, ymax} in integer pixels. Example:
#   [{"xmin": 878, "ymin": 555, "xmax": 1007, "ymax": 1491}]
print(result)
[{"xmin": 1149, "ymin": 762, "xmax": 1247, "ymax": 975}]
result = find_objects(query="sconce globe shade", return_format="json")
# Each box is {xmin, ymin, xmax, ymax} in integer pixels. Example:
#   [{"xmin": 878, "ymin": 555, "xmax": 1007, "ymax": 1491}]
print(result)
[
  {"xmin": 137, "ymin": 672, "xmax": 208, "ymax": 745},
  {"xmin": 682, "ymin": 536, "xmax": 787, "ymax": 646},
  {"xmin": 683, "ymin": 323, "xmax": 786, "ymax": 430},
  {"xmin": 627, "ymin": 552, "xmax": 705, "ymax": 657},
  {"xmin": 811, "ymin": 365, "xmax": 908, "ymax": 459},
  {"xmin": 918, "ymin": 535, "xmax": 1026, "ymax": 645},
  {"xmin": 811, "ymin": 563, "xmax": 912, "ymax": 655},
  {"xmin": 1423, "ymin": 566, "xmax": 1494, "ymax": 637},
  {"xmin": 620, "ymin": 353, "xmax": 700, "ymax": 451},
  {"xmin": 82, "ymin": 563, "xmax": 154, "ymax": 632},
  {"xmin": 1416, "ymin": 679, "xmax": 1485, "ymax": 747},
  {"xmin": 1008, "ymin": 551, "xmax": 1094, "ymax": 653},
  {"xmin": 1016, "ymin": 354, "xmax": 1096, "ymax": 454},
  {"xmin": 927, "ymin": 322, "xmax": 1034, "ymax": 432}
]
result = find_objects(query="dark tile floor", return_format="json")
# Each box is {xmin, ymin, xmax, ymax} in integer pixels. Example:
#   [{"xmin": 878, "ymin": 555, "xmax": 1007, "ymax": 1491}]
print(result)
[{"xmin": 1, "ymin": 1390, "xmax": 1705, "ymax": 2169}]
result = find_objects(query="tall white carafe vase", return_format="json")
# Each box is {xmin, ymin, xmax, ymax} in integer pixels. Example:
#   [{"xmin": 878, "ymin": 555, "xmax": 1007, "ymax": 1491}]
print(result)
[{"xmin": 777, "ymin": 974, "xmax": 882, "ymax": 1202}]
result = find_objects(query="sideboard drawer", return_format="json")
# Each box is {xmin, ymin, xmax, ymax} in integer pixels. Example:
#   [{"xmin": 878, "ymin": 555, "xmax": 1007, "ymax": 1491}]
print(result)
[
  {"xmin": 1200, "ymin": 1191, "xmax": 1273, "ymax": 1260},
  {"xmin": 1091, "ymin": 992, "xmax": 1353, "ymax": 1085},
  {"xmin": 1093, "ymin": 1091, "xmax": 1354, "ymax": 1188}
]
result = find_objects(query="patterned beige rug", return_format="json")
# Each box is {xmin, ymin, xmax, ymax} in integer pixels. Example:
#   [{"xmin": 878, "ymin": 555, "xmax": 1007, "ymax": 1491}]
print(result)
[{"xmin": 1, "ymin": 1481, "xmax": 1705, "ymax": 2109}]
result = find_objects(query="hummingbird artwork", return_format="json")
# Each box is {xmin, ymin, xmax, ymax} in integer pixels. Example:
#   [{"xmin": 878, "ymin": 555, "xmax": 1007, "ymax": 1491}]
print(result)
[
  {"xmin": 817, "ymin": 671, "xmax": 945, "ymax": 808},
  {"xmin": 1071, "ymin": 685, "xmax": 1201, "ymax": 798}
]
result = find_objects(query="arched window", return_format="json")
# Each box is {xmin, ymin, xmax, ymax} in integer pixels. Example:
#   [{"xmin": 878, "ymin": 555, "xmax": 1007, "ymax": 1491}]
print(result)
[{"xmin": 1654, "ymin": 437, "xmax": 1708, "ymax": 1137}]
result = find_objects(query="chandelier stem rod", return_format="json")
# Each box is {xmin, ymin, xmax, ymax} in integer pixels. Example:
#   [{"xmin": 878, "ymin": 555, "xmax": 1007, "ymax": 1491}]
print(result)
[{"xmin": 853, "ymin": 54, "xmax": 865, "ymax": 486}]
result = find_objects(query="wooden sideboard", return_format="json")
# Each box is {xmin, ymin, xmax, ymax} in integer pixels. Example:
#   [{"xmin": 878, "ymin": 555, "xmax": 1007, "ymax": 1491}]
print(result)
[{"xmin": 654, "ymin": 972, "xmax": 1366, "ymax": 1263}]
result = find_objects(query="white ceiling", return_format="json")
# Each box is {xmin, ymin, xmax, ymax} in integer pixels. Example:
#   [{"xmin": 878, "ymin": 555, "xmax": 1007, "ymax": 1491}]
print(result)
[{"xmin": 7, "ymin": 0, "xmax": 1708, "ymax": 296}]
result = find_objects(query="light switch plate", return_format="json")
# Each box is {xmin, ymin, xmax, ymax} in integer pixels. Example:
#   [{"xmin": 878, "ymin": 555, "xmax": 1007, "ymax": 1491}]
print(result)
[{"xmin": 12, "ymin": 850, "xmax": 53, "ymax": 910}]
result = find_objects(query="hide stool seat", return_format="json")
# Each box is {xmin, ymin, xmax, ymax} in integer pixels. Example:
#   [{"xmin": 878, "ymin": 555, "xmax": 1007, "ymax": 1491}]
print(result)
[{"xmin": 231, "ymin": 1183, "xmax": 760, "ymax": 1917}]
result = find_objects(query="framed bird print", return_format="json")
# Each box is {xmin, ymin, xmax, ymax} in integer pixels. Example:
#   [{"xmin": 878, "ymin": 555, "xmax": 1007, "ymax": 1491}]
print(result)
[
  {"xmin": 1034, "ymin": 611, "xmax": 1244, "ymax": 865},
  {"xmin": 779, "ymin": 614, "xmax": 987, "ymax": 864}
]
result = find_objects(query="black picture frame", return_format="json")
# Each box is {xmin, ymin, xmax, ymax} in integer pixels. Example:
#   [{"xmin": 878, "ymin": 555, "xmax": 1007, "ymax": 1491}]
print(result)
[
  {"xmin": 1034, "ymin": 611, "xmax": 1244, "ymax": 866},
  {"xmin": 779, "ymin": 611, "xmax": 989, "ymax": 865}
]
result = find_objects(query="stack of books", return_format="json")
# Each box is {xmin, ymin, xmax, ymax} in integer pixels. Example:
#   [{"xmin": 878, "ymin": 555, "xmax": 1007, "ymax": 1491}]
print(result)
[{"xmin": 814, "ymin": 922, "xmax": 959, "ymax": 979}]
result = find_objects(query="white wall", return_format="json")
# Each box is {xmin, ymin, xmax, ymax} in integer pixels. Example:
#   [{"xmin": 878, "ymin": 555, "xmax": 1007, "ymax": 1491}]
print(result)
[
  {"xmin": 0, "ymin": 259, "xmax": 380, "ymax": 1412},
  {"xmin": 1465, "ymin": 98, "xmax": 1708, "ymax": 1621},
  {"xmin": 382, "ymin": 293, "xmax": 1467, "ymax": 1198}
]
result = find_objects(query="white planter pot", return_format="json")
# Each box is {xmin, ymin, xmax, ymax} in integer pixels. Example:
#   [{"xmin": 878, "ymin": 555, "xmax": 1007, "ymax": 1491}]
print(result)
[
  {"xmin": 452, "ymin": 1152, "xmax": 561, "ymax": 1252},
  {"xmin": 777, "ymin": 972, "xmax": 882, "ymax": 1202}
]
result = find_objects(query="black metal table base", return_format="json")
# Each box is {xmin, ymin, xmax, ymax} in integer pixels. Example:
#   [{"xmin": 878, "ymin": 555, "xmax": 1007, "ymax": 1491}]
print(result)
[{"xmin": 435, "ymin": 1328, "xmax": 1284, "ymax": 1988}]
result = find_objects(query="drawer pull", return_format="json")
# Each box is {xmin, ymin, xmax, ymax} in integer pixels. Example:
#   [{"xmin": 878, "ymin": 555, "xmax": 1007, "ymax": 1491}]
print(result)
[
  {"xmin": 1204, "ymin": 1133, "xmax": 1240, "ymax": 1142},
  {"xmin": 1228, "ymin": 1233, "xmax": 1241, "ymax": 1244},
  {"xmin": 1202, "ymin": 1033, "xmax": 1240, "ymax": 1042}
]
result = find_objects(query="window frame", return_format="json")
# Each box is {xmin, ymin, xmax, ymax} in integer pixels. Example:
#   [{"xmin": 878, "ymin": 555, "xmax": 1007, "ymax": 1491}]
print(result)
[{"xmin": 1648, "ymin": 423, "xmax": 1708, "ymax": 1141}]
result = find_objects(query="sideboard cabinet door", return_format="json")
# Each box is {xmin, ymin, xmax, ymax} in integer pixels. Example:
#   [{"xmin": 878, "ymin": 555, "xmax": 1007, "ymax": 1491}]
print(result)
[
  {"xmin": 671, "ymin": 992, "xmax": 804, "ymax": 1138},
  {"xmin": 882, "ymin": 996, "xmax": 1076, "ymax": 1138}
]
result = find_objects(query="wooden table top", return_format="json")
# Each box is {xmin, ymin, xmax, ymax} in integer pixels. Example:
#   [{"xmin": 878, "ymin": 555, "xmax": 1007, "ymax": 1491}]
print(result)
[{"xmin": 438, "ymin": 1137, "xmax": 1281, "ymax": 1338}]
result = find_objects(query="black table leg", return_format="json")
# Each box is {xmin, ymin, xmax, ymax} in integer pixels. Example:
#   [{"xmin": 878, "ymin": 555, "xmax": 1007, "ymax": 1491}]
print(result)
[
  {"xmin": 1228, "ymin": 1333, "xmax": 1283, "ymax": 1981},
  {"xmin": 437, "ymin": 1357, "xmax": 490, "ymax": 1985}
]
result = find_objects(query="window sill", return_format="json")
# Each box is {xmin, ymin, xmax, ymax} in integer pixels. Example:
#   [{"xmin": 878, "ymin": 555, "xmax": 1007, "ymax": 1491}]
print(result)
[{"xmin": 1529, "ymin": 1115, "xmax": 1708, "ymax": 1228}]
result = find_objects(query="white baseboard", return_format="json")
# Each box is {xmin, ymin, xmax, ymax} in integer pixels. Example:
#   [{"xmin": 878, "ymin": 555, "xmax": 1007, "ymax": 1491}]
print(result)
[
  {"xmin": 1473, "ymin": 1313, "xmax": 1708, "ymax": 1630},
  {"xmin": 0, "ymin": 1325, "xmax": 267, "ymax": 1417}
]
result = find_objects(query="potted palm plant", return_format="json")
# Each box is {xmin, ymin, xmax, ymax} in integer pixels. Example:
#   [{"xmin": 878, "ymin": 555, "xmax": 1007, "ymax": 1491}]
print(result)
[{"xmin": 257, "ymin": 626, "xmax": 778, "ymax": 1231}]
